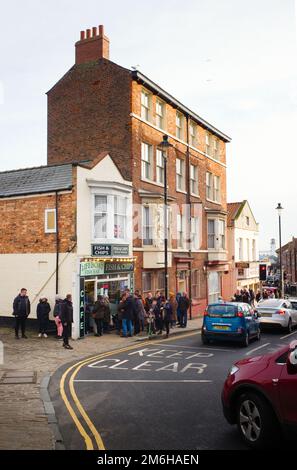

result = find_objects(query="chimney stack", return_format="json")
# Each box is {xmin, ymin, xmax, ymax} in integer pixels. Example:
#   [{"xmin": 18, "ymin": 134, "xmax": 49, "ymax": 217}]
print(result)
[{"xmin": 75, "ymin": 25, "xmax": 110, "ymax": 65}]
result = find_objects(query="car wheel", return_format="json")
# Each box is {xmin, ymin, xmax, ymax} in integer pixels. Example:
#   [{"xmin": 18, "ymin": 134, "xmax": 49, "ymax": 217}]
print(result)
[
  {"xmin": 236, "ymin": 392, "xmax": 280, "ymax": 449},
  {"xmin": 201, "ymin": 334, "xmax": 209, "ymax": 345},
  {"xmin": 242, "ymin": 332, "xmax": 249, "ymax": 347},
  {"xmin": 287, "ymin": 319, "xmax": 292, "ymax": 334}
]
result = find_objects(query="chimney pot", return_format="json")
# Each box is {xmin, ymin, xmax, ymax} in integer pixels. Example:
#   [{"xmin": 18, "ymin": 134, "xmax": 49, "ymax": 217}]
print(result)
[
  {"xmin": 92, "ymin": 26, "xmax": 97, "ymax": 37},
  {"xmin": 86, "ymin": 29, "xmax": 91, "ymax": 39},
  {"xmin": 99, "ymin": 25, "xmax": 104, "ymax": 36},
  {"xmin": 75, "ymin": 24, "xmax": 110, "ymax": 64},
  {"xmin": 80, "ymin": 30, "xmax": 85, "ymax": 40}
]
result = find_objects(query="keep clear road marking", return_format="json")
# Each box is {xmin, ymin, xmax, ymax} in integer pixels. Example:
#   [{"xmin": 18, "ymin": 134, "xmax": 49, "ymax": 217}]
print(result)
[
  {"xmin": 280, "ymin": 330, "xmax": 297, "ymax": 340},
  {"xmin": 245, "ymin": 343, "xmax": 270, "ymax": 356}
]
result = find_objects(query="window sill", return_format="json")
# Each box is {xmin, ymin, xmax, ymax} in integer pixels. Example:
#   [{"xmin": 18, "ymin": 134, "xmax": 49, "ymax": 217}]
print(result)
[
  {"xmin": 141, "ymin": 178, "xmax": 164, "ymax": 188},
  {"xmin": 206, "ymin": 198, "xmax": 222, "ymax": 205},
  {"xmin": 176, "ymin": 188, "xmax": 187, "ymax": 195},
  {"xmin": 191, "ymin": 193, "xmax": 200, "ymax": 199}
]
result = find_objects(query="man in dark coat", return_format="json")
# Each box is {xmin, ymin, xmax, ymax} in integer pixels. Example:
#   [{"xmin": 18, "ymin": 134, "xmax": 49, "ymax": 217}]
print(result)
[
  {"xmin": 178, "ymin": 292, "xmax": 190, "ymax": 328},
  {"xmin": 92, "ymin": 295, "xmax": 106, "ymax": 337},
  {"xmin": 122, "ymin": 291, "xmax": 135, "ymax": 337},
  {"xmin": 13, "ymin": 288, "xmax": 31, "ymax": 339},
  {"xmin": 60, "ymin": 294, "xmax": 74, "ymax": 349}
]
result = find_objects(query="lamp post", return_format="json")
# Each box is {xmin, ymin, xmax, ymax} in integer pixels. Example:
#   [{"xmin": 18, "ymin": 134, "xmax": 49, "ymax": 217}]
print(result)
[
  {"xmin": 160, "ymin": 135, "xmax": 172, "ymax": 300},
  {"xmin": 276, "ymin": 203, "xmax": 284, "ymax": 298}
]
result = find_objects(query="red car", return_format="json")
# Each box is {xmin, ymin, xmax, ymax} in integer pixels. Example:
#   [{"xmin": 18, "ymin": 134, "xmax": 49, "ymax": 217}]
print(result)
[{"xmin": 222, "ymin": 340, "xmax": 297, "ymax": 448}]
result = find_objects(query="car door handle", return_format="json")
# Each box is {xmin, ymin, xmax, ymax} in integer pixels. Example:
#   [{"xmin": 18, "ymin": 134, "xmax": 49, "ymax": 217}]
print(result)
[{"xmin": 272, "ymin": 378, "xmax": 279, "ymax": 385}]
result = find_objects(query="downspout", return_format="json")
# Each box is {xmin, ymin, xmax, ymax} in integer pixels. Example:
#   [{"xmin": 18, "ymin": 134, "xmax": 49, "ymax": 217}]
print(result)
[
  {"xmin": 186, "ymin": 115, "xmax": 192, "ymax": 320},
  {"xmin": 55, "ymin": 191, "xmax": 59, "ymax": 294}
]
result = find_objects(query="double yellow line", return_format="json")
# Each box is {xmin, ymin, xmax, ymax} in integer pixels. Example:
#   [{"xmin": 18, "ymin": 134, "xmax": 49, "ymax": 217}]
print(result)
[{"xmin": 60, "ymin": 331, "xmax": 197, "ymax": 450}]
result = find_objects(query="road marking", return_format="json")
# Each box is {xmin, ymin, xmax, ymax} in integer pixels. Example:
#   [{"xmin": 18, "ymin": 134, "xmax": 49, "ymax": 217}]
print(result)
[
  {"xmin": 156, "ymin": 344, "xmax": 236, "ymax": 352},
  {"xmin": 245, "ymin": 343, "xmax": 270, "ymax": 356},
  {"xmin": 74, "ymin": 379, "xmax": 212, "ymax": 383},
  {"xmin": 280, "ymin": 330, "xmax": 297, "ymax": 340}
]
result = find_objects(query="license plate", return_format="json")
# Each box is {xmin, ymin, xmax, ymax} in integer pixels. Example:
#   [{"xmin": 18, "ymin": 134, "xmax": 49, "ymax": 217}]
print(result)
[
  {"xmin": 260, "ymin": 313, "xmax": 272, "ymax": 317},
  {"xmin": 213, "ymin": 325, "xmax": 230, "ymax": 330}
]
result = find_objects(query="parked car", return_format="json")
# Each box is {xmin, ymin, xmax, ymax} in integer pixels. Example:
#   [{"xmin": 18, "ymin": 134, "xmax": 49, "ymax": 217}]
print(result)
[
  {"xmin": 222, "ymin": 340, "xmax": 297, "ymax": 448},
  {"xmin": 256, "ymin": 298, "xmax": 297, "ymax": 333},
  {"xmin": 288, "ymin": 297, "xmax": 297, "ymax": 311},
  {"xmin": 201, "ymin": 302, "xmax": 261, "ymax": 347}
]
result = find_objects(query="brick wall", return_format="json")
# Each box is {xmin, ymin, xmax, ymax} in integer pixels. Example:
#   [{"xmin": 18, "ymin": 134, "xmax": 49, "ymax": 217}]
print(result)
[
  {"xmin": 0, "ymin": 191, "xmax": 76, "ymax": 254},
  {"xmin": 47, "ymin": 59, "xmax": 133, "ymax": 180}
]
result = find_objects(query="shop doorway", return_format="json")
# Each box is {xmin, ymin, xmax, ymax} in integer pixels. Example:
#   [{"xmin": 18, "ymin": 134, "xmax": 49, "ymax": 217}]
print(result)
[{"xmin": 97, "ymin": 278, "xmax": 129, "ymax": 318}]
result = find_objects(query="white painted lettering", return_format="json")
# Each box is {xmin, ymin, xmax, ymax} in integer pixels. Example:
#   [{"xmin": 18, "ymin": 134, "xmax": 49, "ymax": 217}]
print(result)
[
  {"xmin": 156, "ymin": 362, "xmax": 179, "ymax": 373},
  {"xmin": 180, "ymin": 363, "xmax": 207, "ymax": 374},
  {"xmin": 109, "ymin": 360, "xmax": 129, "ymax": 370},
  {"xmin": 132, "ymin": 360, "xmax": 163, "ymax": 371}
]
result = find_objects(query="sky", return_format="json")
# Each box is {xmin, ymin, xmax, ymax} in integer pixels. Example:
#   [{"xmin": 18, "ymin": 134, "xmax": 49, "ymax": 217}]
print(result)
[{"xmin": 0, "ymin": 0, "xmax": 296, "ymax": 250}]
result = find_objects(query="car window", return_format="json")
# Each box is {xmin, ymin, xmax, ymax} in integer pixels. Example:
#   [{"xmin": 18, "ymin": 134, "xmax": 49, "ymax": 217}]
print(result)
[
  {"xmin": 275, "ymin": 351, "xmax": 289, "ymax": 365},
  {"xmin": 286, "ymin": 302, "xmax": 292, "ymax": 309},
  {"xmin": 291, "ymin": 301, "xmax": 297, "ymax": 310},
  {"xmin": 207, "ymin": 305, "xmax": 237, "ymax": 318}
]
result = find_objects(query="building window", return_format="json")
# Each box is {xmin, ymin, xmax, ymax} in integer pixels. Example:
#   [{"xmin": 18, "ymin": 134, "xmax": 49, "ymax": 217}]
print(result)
[
  {"xmin": 190, "ymin": 164, "xmax": 198, "ymax": 195},
  {"xmin": 176, "ymin": 158, "xmax": 185, "ymax": 191},
  {"xmin": 239, "ymin": 238, "xmax": 243, "ymax": 260},
  {"xmin": 213, "ymin": 175, "xmax": 220, "ymax": 202},
  {"xmin": 176, "ymin": 112, "xmax": 183, "ymax": 139},
  {"xmin": 143, "ymin": 206, "xmax": 154, "ymax": 246},
  {"xmin": 246, "ymin": 239, "xmax": 250, "ymax": 261},
  {"xmin": 208, "ymin": 219, "xmax": 215, "ymax": 249},
  {"xmin": 206, "ymin": 172, "xmax": 213, "ymax": 200},
  {"xmin": 45, "ymin": 209, "xmax": 56, "ymax": 233},
  {"xmin": 141, "ymin": 142, "xmax": 153, "ymax": 180},
  {"xmin": 246, "ymin": 216, "xmax": 250, "ymax": 226},
  {"xmin": 191, "ymin": 217, "xmax": 199, "ymax": 250},
  {"xmin": 141, "ymin": 90, "xmax": 151, "ymax": 121},
  {"xmin": 189, "ymin": 122, "xmax": 197, "ymax": 147},
  {"xmin": 142, "ymin": 272, "xmax": 152, "ymax": 292},
  {"xmin": 218, "ymin": 219, "xmax": 225, "ymax": 249},
  {"xmin": 208, "ymin": 271, "xmax": 221, "ymax": 304},
  {"xmin": 157, "ymin": 271, "xmax": 165, "ymax": 291},
  {"xmin": 177, "ymin": 213, "xmax": 184, "ymax": 248},
  {"xmin": 156, "ymin": 149, "xmax": 164, "ymax": 184},
  {"xmin": 94, "ymin": 196, "xmax": 107, "ymax": 238},
  {"xmin": 252, "ymin": 239, "xmax": 256, "ymax": 260},
  {"xmin": 191, "ymin": 269, "xmax": 200, "ymax": 298},
  {"xmin": 213, "ymin": 138, "xmax": 219, "ymax": 160},
  {"xmin": 114, "ymin": 196, "xmax": 126, "ymax": 239},
  {"xmin": 205, "ymin": 132, "xmax": 210, "ymax": 155},
  {"xmin": 156, "ymin": 99, "xmax": 165, "ymax": 129}
]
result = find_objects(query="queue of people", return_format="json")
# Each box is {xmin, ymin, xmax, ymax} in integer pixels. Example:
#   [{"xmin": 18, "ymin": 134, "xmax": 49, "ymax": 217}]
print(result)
[
  {"xmin": 11, "ymin": 287, "xmax": 191, "ymax": 347},
  {"xmin": 231, "ymin": 286, "xmax": 279, "ymax": 306}
]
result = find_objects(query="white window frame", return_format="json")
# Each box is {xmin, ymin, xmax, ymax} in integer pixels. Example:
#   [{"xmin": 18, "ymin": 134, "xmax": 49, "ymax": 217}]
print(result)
[
  {"xmin": 114, "ymin": 196, "xmax": 127, "ymax": 240},
  {"xmin": 205, "ymin": 132, "xmax": 211, "ymax": 155},
  {"xmin": 239, "ymin": 238, "xmax": 243, "ymax": 260},
  {"xmin": 176, "ymin": 111, "xmax": 183, "ymax": 140},
  {"xmin": 142, "ymin": 271, "xmax": 153, "ymax": 293},
  {"xmin": 190, "ymin": 164, "xmax": 199, "ymax": 195},
  {"xmin": 218, "ymin": 219, "xmax": 225, "ymax": 249},
  {"xmin": 176, "ymin": 158, "xmax": 185, "ymax": 192},
  {"xmin": 156, "ymin": 149, "xmax": 164, "ymax": 184},
  {"xmin": 142, "ymin": 206, "xmax": 154, "ymax": 246},
  {"xmin": 252, "ymin": 239, "xmax": 256, "ymax": 261},
  {"xmin": 213, "ymin": 138, "xmax": 219, "ymax": 160},
  {"xmin": 206, "ymin": 172, "xmax": 213, "ymax": 200},
  {"xmin": 208, "ymin": 218, "xmax": 226, "ymax": 250},
  {"xmin": 213, "ymin": 175, "xmax": 220, "ymax": 203},
  {"xmin": 141, "ymin": 90, "xmax": 151, "ymax": 121},
  {"xmin": 141, "ymin": 142, "xmax": 153, "ymax": 180},
  {"xmin": 189, "ymin": 122, "xmax": 197, "ymax": 147},
  {"xmin": 92, "ymin": 194, "xmax": 129, "ymax": 242},
  {"xmin": 156, "ymin": 99, "xmax": 165, "ymax": 129},
  {"xmin": 45, "ymin": 209, "xmax": 57, "ymax": 234},
  {"xmin": 191, "ymin": 216, "xmax": 199, "ymax": 250},
  {"xmin": 208, "ymin": 219, "xmax": 215, "ymax": 249},
  {"xmin": 177, "ymin": 213, "xmax": 184, "ymax": 248},
  {"xmin": 93, "ymin": 195, "xmax": 108, "ymax": 239}
]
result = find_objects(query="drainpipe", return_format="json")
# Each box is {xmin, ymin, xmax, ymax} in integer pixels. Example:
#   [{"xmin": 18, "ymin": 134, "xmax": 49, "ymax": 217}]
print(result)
[
  {"xmin": 55, "ymin": 191, "xmax": 60, "ymax": 294},
  {"xmin": 186, "ymin": 115, "xmax": 192, "ymax": 320}
]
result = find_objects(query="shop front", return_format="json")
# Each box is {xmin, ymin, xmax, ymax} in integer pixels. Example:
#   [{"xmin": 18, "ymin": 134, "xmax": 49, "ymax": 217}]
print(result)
[{"xmin": 78, "ymin": 256, "xmax": 135, "ymax": 338}]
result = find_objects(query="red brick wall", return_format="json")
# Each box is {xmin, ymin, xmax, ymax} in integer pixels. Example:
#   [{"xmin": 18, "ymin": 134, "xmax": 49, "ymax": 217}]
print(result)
[
  {"xmin": 0, "ymin": 191, "xmax": 76, "ymax": 254},
  {"xmin": 47, "ymin": 59, "xmax": 133, "ymax": 180}
]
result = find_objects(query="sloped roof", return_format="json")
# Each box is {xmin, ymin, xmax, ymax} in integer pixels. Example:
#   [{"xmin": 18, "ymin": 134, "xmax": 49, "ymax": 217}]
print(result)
[
  {"xmin": 0, "ymin": 164, "xmax": 73, "ymax": 198},
  {"xmin": 227, "ymin": 202, "xmax": 244, "ymax": 227}
]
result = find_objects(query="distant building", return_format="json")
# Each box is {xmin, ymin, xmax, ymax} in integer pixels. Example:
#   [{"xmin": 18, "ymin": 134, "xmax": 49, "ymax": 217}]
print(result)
[
  {"xmin": 276, "ymin": 237, "xmax": 297, "ymax": 285},
  {"xmin": 222, "ymin": 200, "xmax": 259, "ymax": 299}
]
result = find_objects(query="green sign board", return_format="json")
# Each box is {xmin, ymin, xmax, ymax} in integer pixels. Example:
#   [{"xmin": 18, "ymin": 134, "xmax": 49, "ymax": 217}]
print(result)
[{"xmin": 80, "ymin": 261, "xmax": 105, "ymax": 277}]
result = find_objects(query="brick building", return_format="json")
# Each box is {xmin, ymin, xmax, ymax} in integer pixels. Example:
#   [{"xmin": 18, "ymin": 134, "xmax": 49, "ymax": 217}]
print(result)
[
  {"xmin": 0, "ymin": 155, "xmax": 134, "ymax": 338},
  {"xmin": 46, "ymin": 25, "xmax": 231, "ymax": 315},
  {"xmin": 276, "ymin": 237, "xmax": 297, "ymax": 285}
]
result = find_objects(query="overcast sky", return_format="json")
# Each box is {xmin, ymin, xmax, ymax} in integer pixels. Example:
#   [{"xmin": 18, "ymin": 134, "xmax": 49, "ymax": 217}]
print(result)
[{"xmin": 0, "ymin": 0, "xmax": 296, "ymax": 250}]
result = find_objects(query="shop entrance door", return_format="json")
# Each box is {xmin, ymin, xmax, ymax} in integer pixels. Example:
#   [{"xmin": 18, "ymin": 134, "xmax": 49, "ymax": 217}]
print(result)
[{"xmin": 97, "ymin": 278, "xmax": 129, "ymax": 318}]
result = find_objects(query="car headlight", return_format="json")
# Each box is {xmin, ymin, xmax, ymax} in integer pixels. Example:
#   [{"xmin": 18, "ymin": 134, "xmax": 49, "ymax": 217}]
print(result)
[{"xmin": 229, "ymin": 365, "xmax": 239, "ymax": 376}]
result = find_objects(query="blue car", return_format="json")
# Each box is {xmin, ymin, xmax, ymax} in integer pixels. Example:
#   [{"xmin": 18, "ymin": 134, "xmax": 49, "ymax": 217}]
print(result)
[{"xmin": 201, "ymin": 302, "xmax": 261, "ymax": 347}]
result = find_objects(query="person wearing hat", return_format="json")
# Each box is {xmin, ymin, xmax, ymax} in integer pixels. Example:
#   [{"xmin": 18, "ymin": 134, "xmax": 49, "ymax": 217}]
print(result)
[
  {"xmin": 36, "ymin": 297, "xmax": 51, "ymax": 338},
  {"xmin": 53, "ymin": 294, "xmax": 64, "ymax": 339}
]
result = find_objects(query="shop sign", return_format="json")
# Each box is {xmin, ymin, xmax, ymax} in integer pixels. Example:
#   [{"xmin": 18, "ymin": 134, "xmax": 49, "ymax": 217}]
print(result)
[
  {"xmin": 91, "ymin": 244, "xmax": 130, "ymax": 257},
  {"xmin": 235, "ymin": 262, "xmax": 250, "ymax": 269},
  {"xmin": 79, "ymin": 278, "xmax": 85, "ymax": 338},
  {"xmin": 105, "ymin": 261, "xmax": 134, "ymax": 274},
  {"xmin": 80, "ymin": 261, "xmax": 105, "ymax": 277}
]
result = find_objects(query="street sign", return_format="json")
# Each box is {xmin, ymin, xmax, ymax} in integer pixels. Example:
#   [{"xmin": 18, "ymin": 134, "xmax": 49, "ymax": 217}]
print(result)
[{"xmin": 91, "ymin": 244, "xmax": 129, "ymax": 257}]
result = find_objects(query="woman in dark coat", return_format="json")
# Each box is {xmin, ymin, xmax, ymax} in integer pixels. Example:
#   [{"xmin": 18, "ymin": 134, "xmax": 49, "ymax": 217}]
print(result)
[{"xmin": 37, "ymin": 297, "xmax": 51, "ymax": 338}]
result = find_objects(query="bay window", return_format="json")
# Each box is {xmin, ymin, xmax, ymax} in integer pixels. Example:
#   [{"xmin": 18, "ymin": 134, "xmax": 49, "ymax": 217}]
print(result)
[
  {"xmin": 93, "ymin": 194, "xmax": 128, "ymax": 241},
  {"xmin": 143, "ymin": 206, "xmax": 154, "ymax": 246},
  {"xmin": 94, "ymin": 195, "xmax": 108, "ymax": 238},
  {"xmin": 208, "ymin": 218, "xmax": 226, "ymax": 250}
]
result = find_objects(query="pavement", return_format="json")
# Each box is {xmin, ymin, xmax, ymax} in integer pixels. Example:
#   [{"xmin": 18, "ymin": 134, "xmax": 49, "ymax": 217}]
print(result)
[{"xmin": 0, "ymin": 317, "xmax": 202, "ymax": 450}]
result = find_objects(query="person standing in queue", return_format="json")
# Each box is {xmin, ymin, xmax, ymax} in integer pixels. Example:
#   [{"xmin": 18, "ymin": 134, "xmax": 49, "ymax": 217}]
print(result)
[
  {"xmin": 92, "ymin": 295, "xmax": 106, "ymax": 337},
  {"xmin": 178, "ymin": 292, "xmax": 190, "ymax": 328},
  {"xmin": 60, "ymin": 294, "xmax": 74, "ymax": 350},
  {"xmin": 13, "ymin": 288, "xmax": 31, "ymax": 339},
  {"xmin": 163, "ymin": 299, "xmax": 173, "ymax": 338},
  {"xmin": 122, "ymin": 291, "xmax": 134, "ymax": 338},
  {"xmin": 36, "ymin": 297, "xmax": 51, "ymax": 338}
]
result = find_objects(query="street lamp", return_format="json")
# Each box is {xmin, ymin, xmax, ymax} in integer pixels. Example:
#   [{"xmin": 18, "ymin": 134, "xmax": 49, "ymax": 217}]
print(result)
[
  {"xmin": 276, "ymin": 203, "xmax": 284, "ymax": 298},
  {"xmin": 160, "ymin": 135, "xmax": 173, "ymax": 300}
]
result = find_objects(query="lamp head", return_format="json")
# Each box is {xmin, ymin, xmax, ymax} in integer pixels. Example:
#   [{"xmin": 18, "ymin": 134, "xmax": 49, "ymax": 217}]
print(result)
[{"xmin": 276, "ymin": 203, "xmax": 284, "ymax": 216}]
